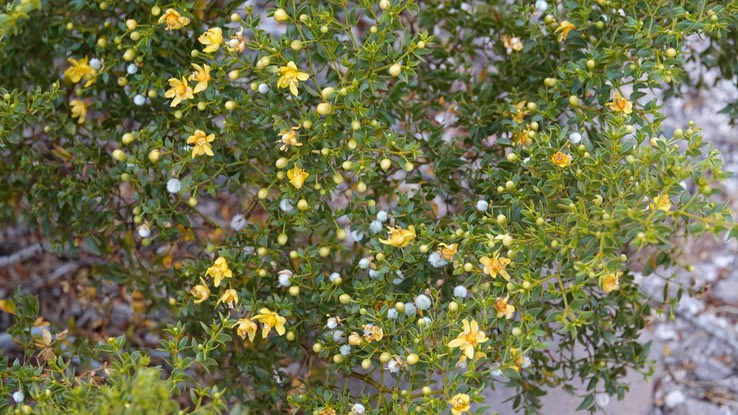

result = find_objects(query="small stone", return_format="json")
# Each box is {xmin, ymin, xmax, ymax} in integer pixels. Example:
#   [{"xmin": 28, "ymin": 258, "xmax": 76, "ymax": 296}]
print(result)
[
  {"xmin": 677, "ymin": 295, "xmax": 704, "ymax": 314},
  {"xmin": 664, "ymin": 390, "xmax": 686, "ymax": 408},
  {"xmin": 712, "ymin": 279, "xmax": 738, "ymax": 305},
  {"xmin": 655, "ymin": 324, "xmax": 678, "ymax": 341},
  {"xmin": 109, "ymin": 302, "xmax": 133, "ymax": 328},
  {"xmin": 694, "ymin": 358, "xmax": 733, "ymax": 382}
]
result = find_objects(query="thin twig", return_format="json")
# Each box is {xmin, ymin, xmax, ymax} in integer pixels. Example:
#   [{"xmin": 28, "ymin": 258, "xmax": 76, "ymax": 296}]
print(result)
[
  {"xmin": 24, "ymin": 261, "xmax": 83, "ymax": 291},
  {"xmin": 0, "ymin": 242, "xmax": 50, "ymax": 268}
]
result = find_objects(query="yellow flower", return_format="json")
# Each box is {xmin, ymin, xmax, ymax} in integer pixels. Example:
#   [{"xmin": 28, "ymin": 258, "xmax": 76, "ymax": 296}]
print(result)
[
  {"xmin": 437, "ymin": 243, "xmax": 458, "ymax": 261},
  {"xmin": 551, "ymin": 151, "xmax": 572, "ymax": 167},
  {"xmin": 516, "ymin": 128, "xmax": 532, "ymax": 147},
  {"xmin": 218, "ymin": 289, "xmax": 239, "ymax": 308},
  {"xmin": 198, "ymin": 27, "xmax": 224, "ymax": 53},
  {"xmin": 447, "ymin": 319, "xmax": 488, "ymax": 360},
  {"xmin": 205, "ymin": 257, "xmax": 232, "ymax": 287},
  {"xmin": 362, "ymin": 324, "xmax": 384, "ymax": 342},
  {"xmin": 64, "ymin": 57, "xmax": 96, "ymax": 86},
  {"xmin": 379, "ymin": 226, "xmax": 416, "ymax": 248},
  {"xmin": 556, "ymin": 20, "xmax": 576, "ymax": 42},
  {"xmin": 502, "ymin": 35, "xmax": 523, "ymax": 52},
  {"xmin": 448, "ymin": 393, "xmax": 471, "ymax": 415},
  {"xmin": 651, "ymin": 193, "xmax": 672, "ymax": 212},
  {"xmin": 165, "ymin": 77, "xmax": 194, "ymax": 107},
  {"xmin": 186, "ymin": 129, "xmax": 216, "ymax": 158},
  {"xmin": 287, "ymin": 166, "xmax": 309, "ymax": 189},
  {"xmin": 69, "ymin": 99, "xmax": 87, "ymax": 124},
  {"xmin": 227, "ymin": 28, "xmax": 246, "ymax": 53},
  {"xmin": 158, "ymin": 9, "xmax": 190, "ymax": 30},
  {"xmin": 319, "ymin": 408, "xmax": 336, "ymax": 415},
  {"xmin": 510, "ymin": 100, "xmax": 527, "ymax": 123},
  {"xmin": 606, "ymin": 91, "xmax": 633, "ymax": 115},
  {"xmin": 254, "ymin": 308, "xmax": 287, "ymax": 338},
  {"xmin": 278, "ymin": 126, "xmax": 302, "ymax": 151},
  {"xmin": 479, "ymin": 253, "xmax": 511, "ymax": 280},
  {"xmin": 235, "ymin": 317, "xmax": 258, "ymax": 342},
  {"xmin": 509, "ymin": 347, "xmax": 526, "ymax": 372},
  {"xmin": 189, "ymin": 63, "xmax": 211, "ymax": 94},
  {"xmin": 190, "ymin": 279, "xmax": 210, "ymax": 304},
  {"xmin": 601, "ymin": 270, "xmax": 621, "ymax": 293},
  {"xmin": 494, "ymin": 294, "xmax": 515, "ymax": 319},
  {"xmin": 277, "ymin": 61, "xmax": 309, "ymax": 96}
]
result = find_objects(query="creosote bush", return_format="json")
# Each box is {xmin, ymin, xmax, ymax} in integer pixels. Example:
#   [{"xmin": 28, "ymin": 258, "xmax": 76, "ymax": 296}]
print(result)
[{"xmin": 1, "ymin": 0, "xmax": 737, "ymax": 414}]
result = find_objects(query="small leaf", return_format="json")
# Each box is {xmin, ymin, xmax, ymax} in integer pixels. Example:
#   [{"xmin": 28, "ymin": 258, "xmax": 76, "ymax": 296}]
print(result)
[{"xmin": 0, "ymin": 299, "xmax": 16, "ymax": 315}]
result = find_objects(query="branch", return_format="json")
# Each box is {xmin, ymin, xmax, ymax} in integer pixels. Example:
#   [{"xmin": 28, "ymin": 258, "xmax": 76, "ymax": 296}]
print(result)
[{"xmin": 0, "ymin": 242, "xmax": 50, "ymax": 268}]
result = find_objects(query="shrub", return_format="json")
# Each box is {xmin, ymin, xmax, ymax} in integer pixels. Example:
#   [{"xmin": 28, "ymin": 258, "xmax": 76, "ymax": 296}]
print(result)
[{"xmin": 0, "ymin": 0, "xmax": 736, "ymax": 414}]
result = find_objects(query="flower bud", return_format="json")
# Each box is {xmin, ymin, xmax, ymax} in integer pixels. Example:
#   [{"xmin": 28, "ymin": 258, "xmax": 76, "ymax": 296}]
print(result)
[
  {"xmin": 258, "ymin": 188, "xmax": 269, "ymax": 199},
  {"xmin": 502, "ymin": 235, "xmax": 513, "ymax": 246},
  {"xmin": 317, "ymin": 102, "xmax": 333, "ymax": 115},
  {"xmin": 380, "ymin": 158, "xmax": 392, "ymax": 170},
  {"xmin": 297, "ymin": 199, "xmax": 309, "ymax": 211},
  {"xmin": 333, "ymin": 172, "xmax": 344, "ymax": 184},
  {"xmin": 148, "ymin": 149, "xmax": 161, "ymax": 163},
  {"xmin": 274, "ymin": 8, "xmax": 289, "ymax": 22},
  {"xmin": 256, "ymin": 56, "xmax": 271, "ymax": 69},
  {"xmin": 276, "ymin": 157, "xmax": 289, "ymax": 169},
  {"xmin": 348, "ymin": 333, "xmax": 362, "ymax": 345},
  {"xmin": 112, "ymin": 149, "xmax": 127, "ymax": 161},
  {"xmin": 389, "ymin": 63, "xmax": 402, "ymax": 77},
  {"xmin": 277, "ymin": 233, "xmax": 288, "ymax": 245}
]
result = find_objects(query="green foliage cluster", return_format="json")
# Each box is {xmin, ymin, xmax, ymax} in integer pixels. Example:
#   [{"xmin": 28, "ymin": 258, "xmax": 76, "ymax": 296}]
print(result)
[{"xmin": 0, "ymin": 0, "xmax": 736, "ymax": 414}]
